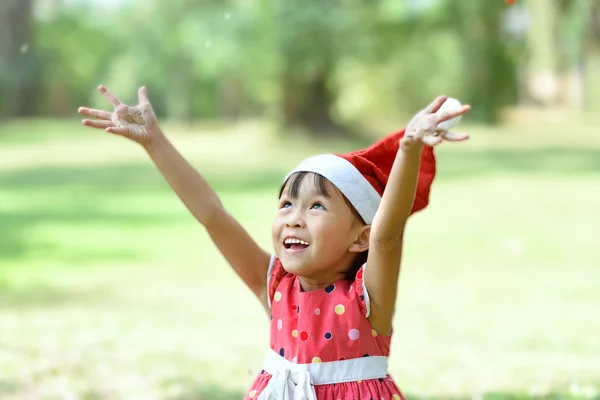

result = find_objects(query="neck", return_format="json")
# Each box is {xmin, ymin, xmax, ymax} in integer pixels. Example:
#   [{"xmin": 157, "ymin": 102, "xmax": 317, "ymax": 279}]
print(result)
[
  {"xmin": 290, "ymin": 252, "xmax": 358, "ymax": 292},
  {"xmin": 298, "ymin": 270, "xmax": 346, "ymax": 292}
]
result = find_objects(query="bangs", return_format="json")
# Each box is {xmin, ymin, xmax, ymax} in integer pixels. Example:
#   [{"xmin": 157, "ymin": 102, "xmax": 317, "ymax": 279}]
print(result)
[
  {"xmin": 279, "ymin": 172, "xmax": 331, "ymax": 199},
  {"xmin": 278, "ymin": 171, "xmax": 366, "ymax": 225}
]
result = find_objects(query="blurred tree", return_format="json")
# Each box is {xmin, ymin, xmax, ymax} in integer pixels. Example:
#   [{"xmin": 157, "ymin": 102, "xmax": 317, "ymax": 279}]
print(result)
[
  {"xmin": 524, "ymin": 0, "xmax": 561, "ymax": 105},
  {"xmin": 274, "ymin": 0, "xmax": 348, "ymax": 136},
  {"xmin": 586, "ymin": 0, "xmax": 600, "ymax": 109},
  {"xmin": 557, "ymin": 0, "xmax": 591, "ymax": 109},
  {"xmin": 4, "ymin": 0, "xmax": 596, "ymax": 130},
  {"xmin": 35, "ymin": 11, "xmax": 115, "ymax": 116},
  {"xmin": 512, "ymin": 0, "xmax": 591, "ymax": 109},
  {"xmin": 371, "ymin": 0, "xmax": 518, "ymax": 124},
  {"xmin": 437, "ymin": 0, "xmax": 519, "ymax": 122},
  {"xmin": 102, "ymin": 0, "xmax": 278, "ymax": 123}
]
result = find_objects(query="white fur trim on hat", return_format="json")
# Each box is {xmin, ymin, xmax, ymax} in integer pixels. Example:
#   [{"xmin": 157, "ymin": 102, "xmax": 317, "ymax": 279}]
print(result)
[{"xmin": 284, "ymin": 154, "xmax": 381, "ymax": 224}]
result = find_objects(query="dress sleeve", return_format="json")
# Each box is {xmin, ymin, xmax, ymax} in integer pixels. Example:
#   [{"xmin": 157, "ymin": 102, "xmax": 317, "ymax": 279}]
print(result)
[
  {"xmin": 266, "ymin": 255, "xmax": 287, "ymax": 309},
  {"xmin": 353, "ymin": 263, "xmax": 371, "ymax": 318}
]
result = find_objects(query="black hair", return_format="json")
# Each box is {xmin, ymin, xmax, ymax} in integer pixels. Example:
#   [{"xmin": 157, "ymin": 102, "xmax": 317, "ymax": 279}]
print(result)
[{"xmin": 278, "ymin": 171, "xmax": 368, "ymax": 281}]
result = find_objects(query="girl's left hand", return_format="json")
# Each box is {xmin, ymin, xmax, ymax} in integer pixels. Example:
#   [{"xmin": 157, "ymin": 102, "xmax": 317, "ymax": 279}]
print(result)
[{"xmin": 402, "ymin": 95, "xmax": 471, "ymax": 150}]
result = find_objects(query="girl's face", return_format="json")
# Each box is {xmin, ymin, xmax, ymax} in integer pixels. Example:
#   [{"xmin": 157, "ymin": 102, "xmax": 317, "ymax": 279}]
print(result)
[{"xmin": 272, "ymin": 173, "xmax": 369, "ymax": 289}]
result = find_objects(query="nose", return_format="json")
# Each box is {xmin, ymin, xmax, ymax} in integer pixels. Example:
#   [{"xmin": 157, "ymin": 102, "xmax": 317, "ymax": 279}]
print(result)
[{"xmin": 285, "ymin": 209, "xmax": 305, "ymax": 228}]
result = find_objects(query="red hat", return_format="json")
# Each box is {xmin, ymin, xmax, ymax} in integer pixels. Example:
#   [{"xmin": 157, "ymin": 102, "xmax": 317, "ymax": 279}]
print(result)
[{"xmin": 284, "ymin": 128, "xmax": 436, "ymax": 224}]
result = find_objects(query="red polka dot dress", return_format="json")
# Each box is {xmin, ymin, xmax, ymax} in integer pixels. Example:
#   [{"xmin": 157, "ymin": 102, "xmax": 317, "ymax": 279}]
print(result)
[{"xmin": 245, "ymin": 256, "xmax": 405, "ymax": 400}]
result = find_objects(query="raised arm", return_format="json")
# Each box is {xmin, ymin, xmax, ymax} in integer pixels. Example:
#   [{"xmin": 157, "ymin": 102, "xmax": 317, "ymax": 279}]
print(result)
[
  {"xmin": 79, "ymin": 86, "xmax": 271, "ymax": 309},
  {"xmin": 365, "ymin": 96, "xmax": 470, "ymax": 334},
  {"xmin": 143, "ymin": 134, "xmax": 271, "ymax": 306}
]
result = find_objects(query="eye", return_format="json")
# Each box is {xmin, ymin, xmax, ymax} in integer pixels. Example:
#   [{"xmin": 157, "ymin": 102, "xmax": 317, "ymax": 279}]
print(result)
[
  {"xmin": 280, "ymin": 201, "xmax": 292, "ymax": 209},
  {"xmin": 311, "ymin": 202, "xmax": 325, "ymax": 210}
]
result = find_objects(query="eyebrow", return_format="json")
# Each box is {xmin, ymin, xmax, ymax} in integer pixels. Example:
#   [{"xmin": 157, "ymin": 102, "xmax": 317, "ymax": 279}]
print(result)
[{"xmin": 283, "ymin": 189, "xmax": 329, "ymax": 201}]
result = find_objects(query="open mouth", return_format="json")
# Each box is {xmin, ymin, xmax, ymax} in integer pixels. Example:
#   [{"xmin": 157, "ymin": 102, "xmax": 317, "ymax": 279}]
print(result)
[{"xmin": 283, "ymin": 237, "xmax": 310, "ymax": 251}]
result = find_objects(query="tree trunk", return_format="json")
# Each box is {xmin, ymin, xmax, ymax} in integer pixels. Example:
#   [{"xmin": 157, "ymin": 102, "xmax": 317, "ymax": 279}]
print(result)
[
  {"xmin": 584, "ymin": 0, "xmax": 600, "ymax": 111},
  {"xmin": 523, "ymin": 0, "xmax": 561, "ymax": 106},
  {"xmin": 0, "ymin": 0, "xmax": 34, "ymax": 118},
  {"xmin": 280, "ymin": 67, "xmax": 346, "ymax": 137},
  {"xmin": 554, "ymin": 0, "xmax": 590, "ymax": 109},
  {"xmin": 456, "ymin": 2, "xmax": 518, "ymax": 122},
  {"xmin": 218, "ymin": 77, "xmax": 243, "ymax": 121},
  {"xmin": 275, "ymin": 0, "xmax": 350, "ymax": 138}
]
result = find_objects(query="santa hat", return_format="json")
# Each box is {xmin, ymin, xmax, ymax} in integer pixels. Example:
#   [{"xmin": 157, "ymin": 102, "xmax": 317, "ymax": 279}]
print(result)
[{"xmin": 283, "ymin": 128, "xmax": 436, "ymax": 224}]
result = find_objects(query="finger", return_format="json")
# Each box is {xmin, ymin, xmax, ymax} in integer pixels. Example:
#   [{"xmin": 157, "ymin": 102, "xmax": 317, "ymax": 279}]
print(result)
[
  {"xmin": 78, "ymin": 107, "xmax": 112, "ymax": 120},
  {"xmin": 424, "ymin": 95, "xmax": 448, "ymax": 114},
  {"xmin": 98, "ymin": 85, "xmax": 122, "ymax": 107},
  {"xmin": 414, "ymin": 128, "xmax": 428, "ymax": 139},
  {"xmin": 436, "ymin": 105, "xmax": 471, "ymax": 124},
  {"xmin": 423, "ymin": 135, "xmax": 443, "ymax": 147},
  {"xmin": 406, "ymin": 127, "xmax": 420, "ymax": 139},
  {"xmin": 138, "ymin": 86, "xmax": 150, "ymax": 105},
  {"xmin": 82, "ymin": 119, "xmax": 115, "ymax": 129},
  {"xmin": 442, "ymin": 131, "xmax": 470, "ymax": 142},
  {"xmin": 105, "ymin": 127, "xmax": 129, "ymax": 135}
]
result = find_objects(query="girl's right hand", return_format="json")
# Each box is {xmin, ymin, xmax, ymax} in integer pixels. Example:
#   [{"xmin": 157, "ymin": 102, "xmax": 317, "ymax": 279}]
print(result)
[{"xmin": 78, "ymin": 85, "xmax": 162, "ymax": 148}]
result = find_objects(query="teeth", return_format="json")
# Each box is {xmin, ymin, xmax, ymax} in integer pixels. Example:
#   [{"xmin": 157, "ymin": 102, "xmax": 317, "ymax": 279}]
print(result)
[{"xmin": 284, "ymin": 238, "xmax": 309, "ymax": 246}]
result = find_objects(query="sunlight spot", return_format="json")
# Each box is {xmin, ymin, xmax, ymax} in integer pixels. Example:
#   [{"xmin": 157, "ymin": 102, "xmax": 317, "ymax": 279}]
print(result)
[{"xmin": 501, "ymin": 236, "xmax": 526, "ymax": 258}]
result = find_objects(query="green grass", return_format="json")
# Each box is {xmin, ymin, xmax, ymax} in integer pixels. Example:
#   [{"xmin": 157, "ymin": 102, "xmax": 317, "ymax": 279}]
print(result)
[{"xmin": 0, "ymin": 118, "xmax": 599, "ymax": 400}]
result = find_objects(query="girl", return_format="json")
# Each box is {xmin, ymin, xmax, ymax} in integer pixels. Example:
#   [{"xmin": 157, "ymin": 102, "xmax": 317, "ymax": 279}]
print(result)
[{"xmin": 78, "ymin": 86, "xmax": 470, "ymax": 400}]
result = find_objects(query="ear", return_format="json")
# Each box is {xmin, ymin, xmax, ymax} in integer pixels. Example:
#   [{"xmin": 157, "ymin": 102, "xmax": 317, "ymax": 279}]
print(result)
[{"xmin": 348, "ymin": 225, "xmax": 371, "ymax": 253}]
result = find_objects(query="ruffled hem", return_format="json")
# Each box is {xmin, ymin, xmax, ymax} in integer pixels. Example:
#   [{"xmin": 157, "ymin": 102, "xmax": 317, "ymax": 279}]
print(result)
[
  {"xmin": 245, "ymin": 372, "xmax": 404, "ymax": 400},
  {"xmin": 267, "ymin": 257, "xmax": 288, "ymax": 308},
  {"xmin": 353, "ymin": 264, "xmax": 370, "ymax": 318}
]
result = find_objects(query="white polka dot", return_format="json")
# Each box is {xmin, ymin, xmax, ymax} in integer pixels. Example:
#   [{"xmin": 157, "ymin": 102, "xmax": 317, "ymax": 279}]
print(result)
[
  {"xmin": 274, "ymin": 291, "xmax": 282, "ymax": 302},
  {"xmin": 314, "ymin": 308, "xmax": 320, "ymax": 315},
  {"xmin": 277, "ymin": 319, "xmax": 283, "ymax": 330},
  {"xmin": 348, "ymin": 328, "xmax": 360, "ymax": 340},
  {"xmin": 248, "ymin": 389, "xmax": 257, "ymax": 398},
  {"xmin": 292, "ymin": 357, "xmax": 298, "ymax": 363}
]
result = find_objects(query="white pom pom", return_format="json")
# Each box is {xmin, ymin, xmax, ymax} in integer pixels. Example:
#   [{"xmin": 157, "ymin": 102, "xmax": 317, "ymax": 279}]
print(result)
[{"xmin": 436, "ymin": 97, "xmax": 462, "ymax": 131}]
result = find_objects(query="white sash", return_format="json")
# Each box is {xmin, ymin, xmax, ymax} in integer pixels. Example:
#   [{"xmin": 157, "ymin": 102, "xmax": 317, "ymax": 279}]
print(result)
[{"xmin": 257, "ymin": 349, "xmax": 388, "ymax": 400}]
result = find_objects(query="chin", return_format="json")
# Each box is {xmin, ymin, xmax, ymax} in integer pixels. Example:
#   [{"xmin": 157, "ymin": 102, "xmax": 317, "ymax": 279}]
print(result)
[
  {"xmin": 278, "ymin": 256, "xmax": 303, "ymax": 275},
  {"xmin": 277, "ymin": 251, "xmax": 312, "ymax": 276}
]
